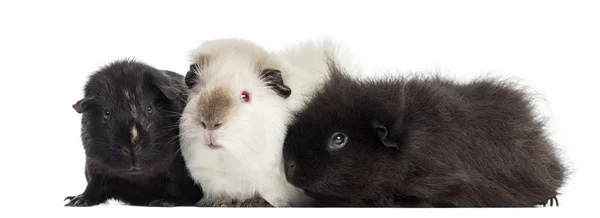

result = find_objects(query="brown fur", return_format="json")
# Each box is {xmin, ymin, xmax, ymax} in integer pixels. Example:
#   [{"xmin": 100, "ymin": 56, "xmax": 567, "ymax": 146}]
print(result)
[{"xmin": 195, "ymin": 86, "xmax": 235, "ymax": 128}]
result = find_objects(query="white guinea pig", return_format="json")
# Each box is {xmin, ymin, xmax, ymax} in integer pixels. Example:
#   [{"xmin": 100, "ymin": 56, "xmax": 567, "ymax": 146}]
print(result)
[{"xmin": 179, "ymin": 38, "xmax": 353, "ymax": 207}]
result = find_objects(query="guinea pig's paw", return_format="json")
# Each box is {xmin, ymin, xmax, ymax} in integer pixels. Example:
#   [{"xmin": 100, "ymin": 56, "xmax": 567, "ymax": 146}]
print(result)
[
  {"xmin": 540, "ymin": 196, "xmax": 559, "ymax": 207},
  {"xmin": 237, "ymin": 197, "xmax": 273, "ymax": 207},
  {"xmin": 148, "ymin": 199, "xmax": 176, "ymax": 207},
  {"xmin": 64, "ymin": 194, "xmax": 99, "ymax": 207},
  {"xmin": 214, "ymin": 199, "xmax": 239, "ymax": 207},
  {"xmin": 261, "ymin": 195, "xmax": 291, "ymax": 207}
]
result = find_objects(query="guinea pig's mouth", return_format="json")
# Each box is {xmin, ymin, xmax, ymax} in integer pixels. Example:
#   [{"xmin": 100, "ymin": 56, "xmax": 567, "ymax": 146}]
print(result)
[
  {"xmin": 207, "ymin": 143, "xmax": 223, "ymax": 149},
  {"xmin": 126, "ymin": 167, "xmax": 146, "ymax": 175}
]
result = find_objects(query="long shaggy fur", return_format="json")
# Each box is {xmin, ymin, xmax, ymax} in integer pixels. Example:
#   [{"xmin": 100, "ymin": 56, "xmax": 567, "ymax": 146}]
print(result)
[
  {"xmin": 282, "ymin": 61, "xmax": 568, "ymax": 207},
  {"xmin": 179, "ymin": 38, "xmax": 351, "ymax": 207}
]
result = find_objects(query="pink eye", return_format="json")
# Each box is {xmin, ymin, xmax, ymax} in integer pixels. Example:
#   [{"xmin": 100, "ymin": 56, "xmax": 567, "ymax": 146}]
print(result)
[{"xmin": 241, "ymin": 91, "xmax": 250, "ymax": 102}]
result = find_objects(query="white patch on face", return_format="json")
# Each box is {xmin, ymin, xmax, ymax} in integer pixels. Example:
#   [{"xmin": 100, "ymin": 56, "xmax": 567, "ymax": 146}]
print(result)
[
  {"xmin": 124, "ymin": 90, "xmax": 131, "ymax": 99},
  {"xmin": 131, "ymin": 126, "xmax": 138, "ymax": 143}
]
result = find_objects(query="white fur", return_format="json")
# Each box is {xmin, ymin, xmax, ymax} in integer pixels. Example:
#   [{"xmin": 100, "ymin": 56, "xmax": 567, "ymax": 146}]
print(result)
[
  {"xmin": 274, "ymin": 38, "xmax": 359, "ymax": 110},
  {"xmin": 179, "ymin": 38, "xmax": 353, "ymax": 207}
]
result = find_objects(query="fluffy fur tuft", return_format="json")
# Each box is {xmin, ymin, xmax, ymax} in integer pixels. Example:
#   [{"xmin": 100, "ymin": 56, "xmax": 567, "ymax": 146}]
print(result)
[
  {"xmin": 282, "ymin": 61, "xmax": 568, "ymax": 207},
  {"xmin": 179, "ymin": 38, "xmax": 350, "ymax": 207}
]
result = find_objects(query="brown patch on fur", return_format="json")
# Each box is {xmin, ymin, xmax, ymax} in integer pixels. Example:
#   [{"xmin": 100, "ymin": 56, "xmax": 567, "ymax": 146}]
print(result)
[
  {"xmin": 131, "ymin": 104, "xmax": 137, "ymax": 119},
  {"xmin": 196, "ymin": 86, "xmax": 235, "ymax": 128}
]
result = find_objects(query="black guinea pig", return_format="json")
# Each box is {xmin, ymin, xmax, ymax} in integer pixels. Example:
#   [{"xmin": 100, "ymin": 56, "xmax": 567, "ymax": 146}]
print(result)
[
  {"xmin": 282, "ymin": 61, "xmax": 568, "ymax": 207},
  {"xmin": 64, "ymin": 59, "xmax": 203, "ymax": 207}
]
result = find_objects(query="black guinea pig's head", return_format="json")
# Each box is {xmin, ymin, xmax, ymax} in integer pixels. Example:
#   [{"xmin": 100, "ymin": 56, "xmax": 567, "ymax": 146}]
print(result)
[
  {"xmin": 283, "ymin": 65, "xmax": 405, "ymax": 200},
  {"xmin": 73, "ymin": 59, "xmax": 187, "ymax": 176}
]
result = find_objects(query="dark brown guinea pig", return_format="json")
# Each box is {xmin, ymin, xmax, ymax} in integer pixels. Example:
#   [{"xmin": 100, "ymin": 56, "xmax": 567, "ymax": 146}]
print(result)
[
  {"xmin": 64, "ymin": 59, "xmax": 203, "ymax": 207},
  {"xmin": 282, "ymin": 61, "xmax": 568, "ymax": 207}
]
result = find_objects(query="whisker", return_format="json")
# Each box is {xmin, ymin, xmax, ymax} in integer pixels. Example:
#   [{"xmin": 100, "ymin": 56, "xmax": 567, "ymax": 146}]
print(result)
[
  {"xmin": 154, "ymin": 130, "xmax": 177, "ymax": 139},
  {"xmin": 146, "ymin": 122, "xmax": 155, "ymax": 131}
]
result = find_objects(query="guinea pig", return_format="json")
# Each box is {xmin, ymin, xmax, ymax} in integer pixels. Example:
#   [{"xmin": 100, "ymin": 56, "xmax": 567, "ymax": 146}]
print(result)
[
  {"xmin": 179, "ymin": 38, "xmax": 349, "ymax": 207},
  {"xmin": 64, "ymin": 59, "xmax": 204, "ymax": 207},
  {"xmin": 282, "ymin": 61, "xmax": 569, "ymax": 207}
]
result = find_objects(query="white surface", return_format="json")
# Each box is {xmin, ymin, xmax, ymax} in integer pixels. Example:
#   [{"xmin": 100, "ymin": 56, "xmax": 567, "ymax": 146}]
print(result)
[{"xmin": 0, "ymin": 0, "xmax": 598, "ymax": 217}]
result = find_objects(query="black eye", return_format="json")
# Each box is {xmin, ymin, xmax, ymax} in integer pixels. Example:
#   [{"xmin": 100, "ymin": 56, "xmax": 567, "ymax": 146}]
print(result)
[
  {"xmin": 328, "ymin": 132, "xmax": 347, "ymax": 151},
  {"xmin": 103, "ymin": 109, "xmax": 110, "ymax": 120},
  {"xmin": 147, "ymin": 105, "xmax": 153, "ymax": 114}
]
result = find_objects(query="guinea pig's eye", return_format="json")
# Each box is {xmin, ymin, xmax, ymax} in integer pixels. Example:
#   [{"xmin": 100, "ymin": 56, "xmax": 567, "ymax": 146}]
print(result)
[
  {"xmin": 241, "ymin": 91, "xmax": 250, "ymax": 103},
  {"xmin": 328, "ymin": 132, "xmax": 348, "ymax": 151},
  {"xmin": 103, "ymin": 109, "xmax": 110, "ymax": 120},
  {"xmin": 147, "ymin": 105, "xmax": 153, "ymax": 114}
]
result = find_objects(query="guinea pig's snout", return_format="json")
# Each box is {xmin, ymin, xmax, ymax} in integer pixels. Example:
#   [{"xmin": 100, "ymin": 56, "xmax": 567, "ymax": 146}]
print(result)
[
  {"xmin": 287, "ymin": 159, "xmax": 296, "ymax": 170},
  {"xmin": 120, "ymin": 144, "xmax": 141, "ymax": 156},
  {"xmin": 122, "ymin": 125, "xmax": 143, "ymax": 156},
  {"xmin": 121, "ymin": 147, "xmax": 132, "ymax": 156}
]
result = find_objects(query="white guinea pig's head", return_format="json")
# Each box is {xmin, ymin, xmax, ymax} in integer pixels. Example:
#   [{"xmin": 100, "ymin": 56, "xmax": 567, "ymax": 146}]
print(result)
[{"xmin": 180, "ymin": 39, "xmax": 293, "ymax": 159}]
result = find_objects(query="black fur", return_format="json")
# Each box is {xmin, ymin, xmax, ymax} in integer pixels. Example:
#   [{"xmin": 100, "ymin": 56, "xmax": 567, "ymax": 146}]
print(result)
[
  {"xmin": 185, "ymin": 64, "xmax": 200, "ymax": 89},
  {"xmin": 65, "ymin": 59, "xmax": 203, "ymax": 207},
  {"xmin": 282, "ymin": 62, "xmax": 568, "ymax": 207},
  {"xmin": 259, "ymin": 68, "xmax": 292, "ymax": 98}
]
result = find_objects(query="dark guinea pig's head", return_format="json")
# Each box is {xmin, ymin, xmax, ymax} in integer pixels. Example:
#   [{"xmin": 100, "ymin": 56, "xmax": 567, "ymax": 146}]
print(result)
[
  {"xmin": 283, "ymin": 63, "xmax": 406, "ymax": 200},
  {"xmin": 73, "ymin": 59, "xmax": 187, "ymax": 176}
]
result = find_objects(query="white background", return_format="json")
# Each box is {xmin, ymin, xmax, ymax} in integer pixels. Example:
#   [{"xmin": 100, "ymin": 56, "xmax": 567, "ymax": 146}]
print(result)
[{"xmin": 0, "ymin": 0, "xmax": 598, "ymax": 217}]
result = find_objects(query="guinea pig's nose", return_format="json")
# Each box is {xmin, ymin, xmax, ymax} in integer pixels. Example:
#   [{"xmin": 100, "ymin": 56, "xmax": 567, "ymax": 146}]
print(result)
[
  {"xmin": 201, "ymin": 121, "xmax": 222, "ymax": 130},
  {"xmin": 121, "ymin": 147, "xmax": 131, "ymax": 156},
  {"xmin": 286, "ymin": 159, "xmax": 296, "ymax": 174},
  {"xmin": 285, "ymin": 158, "xmax": 298, "ymax": 183}
]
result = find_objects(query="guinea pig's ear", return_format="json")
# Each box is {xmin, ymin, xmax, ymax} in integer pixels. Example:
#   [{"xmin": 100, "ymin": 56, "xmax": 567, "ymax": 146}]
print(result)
[
  {"xmin": 185, "ymin": 56, "xmax": 209, "ymax": 89},
  {"xmin": 259, "ymin": 68, "xmax": 291, "ymax": 99},
  {"xmin": 369, "ymin": 120, "xmax": 399, "ymax": 150},
  {"xmin": 72, "ymin": 96, "xmax": 94, "ymax": 114},
  {"xmin": 185, "ymin": 64, "xmax": 202, "ymax": 89}
]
